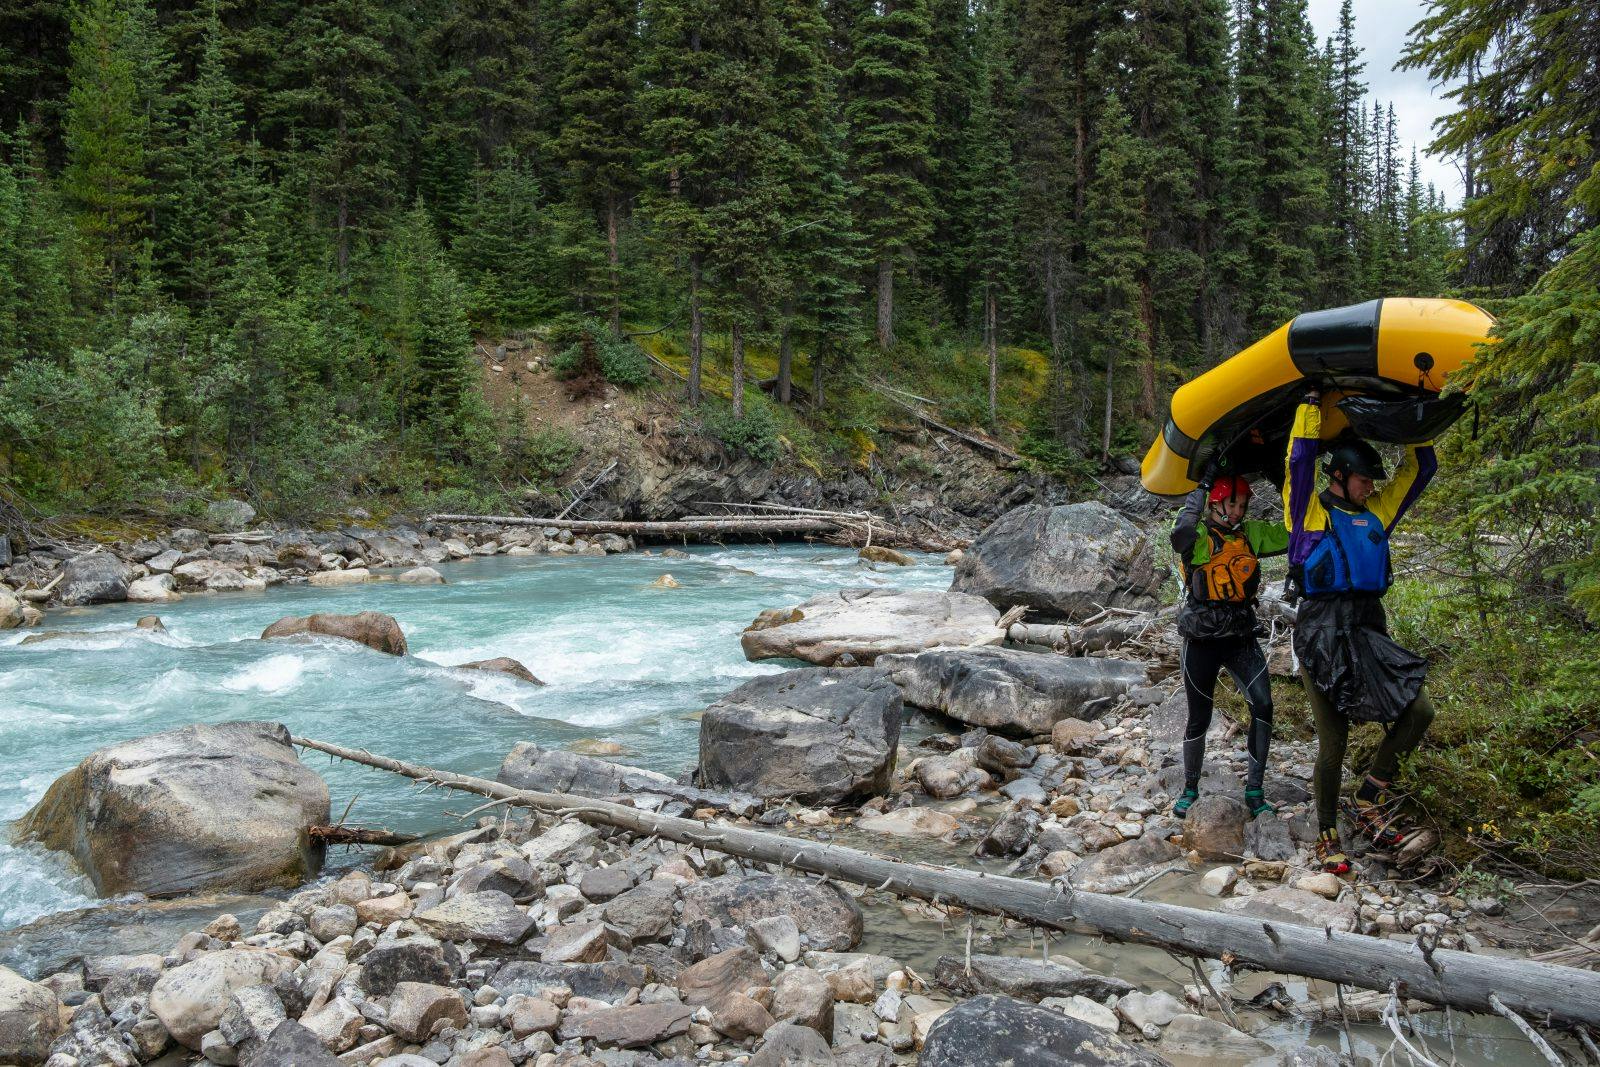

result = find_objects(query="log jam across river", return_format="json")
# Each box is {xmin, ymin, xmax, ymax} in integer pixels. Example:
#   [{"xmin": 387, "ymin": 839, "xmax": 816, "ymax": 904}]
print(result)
[{"xmin": 0, "ymin": 545, "xmax": 948, "ymax": 932}]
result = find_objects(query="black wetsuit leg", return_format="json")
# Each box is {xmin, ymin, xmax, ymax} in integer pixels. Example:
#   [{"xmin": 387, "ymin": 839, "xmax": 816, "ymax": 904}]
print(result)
[{"xmin": 1182, "ymin": 637, "xmax": 1275, "ymax": 794}]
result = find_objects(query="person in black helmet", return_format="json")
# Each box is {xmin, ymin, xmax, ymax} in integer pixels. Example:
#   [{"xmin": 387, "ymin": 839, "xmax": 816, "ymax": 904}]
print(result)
[{"xmin": 1284, "ymin": 387, "xmax": 1439, "ymax": 875}]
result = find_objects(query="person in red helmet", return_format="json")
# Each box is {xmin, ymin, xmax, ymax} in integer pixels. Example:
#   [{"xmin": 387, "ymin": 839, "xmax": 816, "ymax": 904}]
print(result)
[{"xmin": 1168, "ymin": 468, "xmax": 1289, "ymax": 820}]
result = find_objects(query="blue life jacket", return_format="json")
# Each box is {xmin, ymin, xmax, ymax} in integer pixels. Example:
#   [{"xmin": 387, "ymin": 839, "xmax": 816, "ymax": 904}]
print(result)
[{"xmin": 1301, "ymin": 503, "xmax": 1392, "ymax": 597}]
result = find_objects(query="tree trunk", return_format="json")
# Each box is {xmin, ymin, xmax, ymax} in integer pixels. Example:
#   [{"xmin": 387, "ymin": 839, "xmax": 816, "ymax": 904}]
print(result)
[
  {"xmin": 688, "ymin": 255, "xmax": 703, "ymax": 406},
  {"xmin": 1101, "ymin": 346, "xmax": 1115, "ymax": 465},
  {"xmin": 777, "ymin": 298, "xmax": 794, "ymax": 405},
  {"xmin": 876, "ymin": 258, "xmax": 894, "ymax": 350},
  {"xmin": 289, "ymin": 734, "xmax": 1600, "ymax": 1032},
  {"xmin": 731, "ymin": 320, "xmax": 745, "ymax": 419},
  {"xmin": 606, "ymin": 194, "xmax": 621, "ymax": 337},
  {"xmin": 813, "ymin": 339, "xmax": 826, "ymax": 409},
  {"xmin": 985, "ymin": 284, "xmax": 999, "ymax": 430},
  {"xmin": 1138, "ymin": 274, "xmax": 1157, "ymax": 419}
]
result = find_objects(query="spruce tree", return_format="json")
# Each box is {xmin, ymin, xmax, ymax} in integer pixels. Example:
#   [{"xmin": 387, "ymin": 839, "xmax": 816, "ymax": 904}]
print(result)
[
  {"xmin": 842, "ymin": 0, "xmax": 935, "ymax": 350},
  {"xmin": 61, "ymin": 0, "xmax": 165, "ymax": 301},
  {"xmin": 1321, "ymin": 0, "xmax": 1365, "ymax": 304},
  {"xmin": 0, "ymin": 125, "xmax": 74, "ymax": 369},
  {"xmin": 636, "ymin": 0, "xmax": 716, "ymax": 401},
  {"xmin": 966, "ymin": 1, "xmax": 1018, "ymax": 428},
  {"xmin": 1083, "ymin": 93, "xmax": 1148, "ymax": 462},
  {"xmin": 555, "ymin": 0, "xmax": 638, "ymax": 335}
]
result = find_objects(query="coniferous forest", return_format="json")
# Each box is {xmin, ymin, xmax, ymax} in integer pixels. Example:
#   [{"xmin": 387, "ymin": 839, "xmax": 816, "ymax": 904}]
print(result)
[{"xmin": 1, "ymin": 0, "xmax": 1469, "ymax": 512}]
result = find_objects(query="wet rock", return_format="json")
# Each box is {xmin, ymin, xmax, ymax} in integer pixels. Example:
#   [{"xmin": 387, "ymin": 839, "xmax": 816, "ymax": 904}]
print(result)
[
  {"xmin": 456, "ymin": 657, "xmax": 544, "ymax": 684},
  {"xmin": 16, "ymin": 721, "xmax": 328, "ymax": 897},
  {"xmin": 452, "ymin": 855, "xmax": 543, "ymax": 900},
  {"xmin": 0, "ymin": 965, "xmax": 61, "ymax": 1064},
  {"xmin": 1218, "ymin": 887, "xmax": 1359, "ymax": 932},
  {"xmin": 859, "ymin": 545, "xmax": 914, "ymax": 566},
  {"xmin": 414, "ymin": 890, "xmax": 534, "ymax": 945},
  {"xmin": 681, "ymin": 876, "xmax": 863, "ymax": 952},
  {"xmin": 359, "ymin": 935, "xmax": 456, "ymax": 996},
  {"xmin": 492, "ymin": 961, "xmax": 645, "ymax": 1002},
  {"xmin": 881, "ymin": 647, "xmax": 1147, "ymax": 736},
  {"xmin": 1065, "ymin": 835, "xmax": 1181, "ymax": 894},
  {"xmin": 919, "ymin": 994, "xmax": 1164, "ymax": 1066},
  {"xmin": 854, "ymin": 807, "xmax": 959, "ymax": 838},
  {"xmin": 698, "ymin": 668, "xmax": 903, "ymax": 804},
  {"xmin": 42, "ymin": 998, "xmax": 135, "ymax": 1066},
  {"xmin": 299, "ymin": 996, "xmax": 363, "ymax": 1052},
  {"xmin": 261, "ymin": 611, "xmax": 407, "ymax": 655},
  {"xmin": 1293, "ymin": 872, "xmax": 1346, "ymax": 900},
  {"xmin": 675, "ymin": 947, "xmax": 770, "ymax": 1007},
  {"xmin": 557, "ymin": 1001, "xmax": 693, "ymax": 1048},
  {"xmin": 974, "ymin": 805, "xmax": 1042, "ymax": 858},
  {"xmin": 148, "ymin": 949, "xmax": 294, "ymax": 1049},
  {"xmin": 933, "ymin": 954, "xmax": 1133, "ymax": 1003},
  {"xmin": 749, "ymin": 1020, "xmax": 835, "ymax": 1066},
  {"xmin": 1116, "ymin": 990, "xmax": 1186, "ymax": 1032},
  {"xmin": 770, "ymin": 967, "xmax": 832, "ymax": 1035},
  {"xmin": 57, "ymin": 554, "xmax": 131, "ymax": 606},
  {"xmin": 740, "ymin": 588, "xmax": 1003, "ymax": 666},
  {"xmin": 384, "ymin": 983, "xmax": 467, "ymax": 1043},
  {"xmin": 1156, "ymin": 1013, "xmax": 1275, "ymax": 1063},
  {"xmin": 951, "ymin": 502, "xmax": 1162, "ymax": 621},
  {"xmin": 127, "ymin": 573, "xmax": 179, "ymax": 602},
  {"xmin": 601, "ymin": 880, "xmax": 678, "ymax": 942},
  {"xmin": 1181, "ymin": 796, "xmax": 1247, "ymax": 861},
  {"xmin": 397, "ymin": 566, "xmax": 445, "ymax": 585}
]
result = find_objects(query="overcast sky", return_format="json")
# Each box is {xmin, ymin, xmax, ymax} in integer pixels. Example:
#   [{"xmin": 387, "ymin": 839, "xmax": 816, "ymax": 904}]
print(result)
[{"xmin": 1304, "ymin": 0, "xmax": 1463, "ymax": 202}]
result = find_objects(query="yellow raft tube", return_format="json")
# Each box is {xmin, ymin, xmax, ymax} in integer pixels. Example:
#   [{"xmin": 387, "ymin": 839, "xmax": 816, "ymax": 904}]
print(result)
[{"xmin": 1141, "ymin": 297, "xmax": 1495, "ymax": 496}]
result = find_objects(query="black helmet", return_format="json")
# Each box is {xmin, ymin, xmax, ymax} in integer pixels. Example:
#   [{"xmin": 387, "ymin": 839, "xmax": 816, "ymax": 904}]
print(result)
[{"xmin": 1323, "ymin": 438, "xmax": 1386, "ymax": 480}]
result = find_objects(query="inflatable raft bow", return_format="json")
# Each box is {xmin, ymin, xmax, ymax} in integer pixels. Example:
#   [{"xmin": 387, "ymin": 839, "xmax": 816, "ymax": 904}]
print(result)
[{"xmin": 1141, "ymin": 297, "xmax": 1494, "ymax": 496}]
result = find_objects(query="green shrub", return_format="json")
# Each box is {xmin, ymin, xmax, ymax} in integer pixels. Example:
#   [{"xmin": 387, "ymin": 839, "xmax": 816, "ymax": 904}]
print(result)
[
  {"xmin": 548, "ymin": 318, "xmax": 653, "ymax": 388},
  {"xmin": 513, "ymin": 427, "xmax": 581, "ymax": 486},
  {"xmin": 699, "ymin": 397, "xmax": 781, "ymax": 463}
]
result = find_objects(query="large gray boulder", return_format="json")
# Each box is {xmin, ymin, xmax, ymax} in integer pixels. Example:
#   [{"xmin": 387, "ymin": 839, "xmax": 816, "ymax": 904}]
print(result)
[
  {"xmin": 206, "ymin": 499, "xmax": 257, "ymax": 531},
  {"xmin": 879, "ymin": 647, "xmax": 1147, "ymax": 736},
  {"xmin": 698, "ymin": 668, "xmax": 902, "ymax": 804},
  {"xmin": 56, "ymin": 554, "xmax": 130, "ymax": 606},
  {"xmin": 497, "ymin": 742, "xmax": 758, "ymax": 816},
  {"xmin": 0, "ymin": 585, "xmax": 24, "ymax": 629},
  {"xmin": 933, "ymin": 954, "xmax": 1133, "ymax": 1002},
  {"xmin": 14, "ymin": 721, "xmax": 329, "ymax": 897},
  {"xmin": 951, "ymin": 502, "xmax": 1161, "ymax": 620},
  {"xmin": 741, "ymin": 588, "xmax": 1004, "ymax": 666},
  {"xmin": 918, "ymin": 995, "xmax": 1167, "ymax": 1066}
]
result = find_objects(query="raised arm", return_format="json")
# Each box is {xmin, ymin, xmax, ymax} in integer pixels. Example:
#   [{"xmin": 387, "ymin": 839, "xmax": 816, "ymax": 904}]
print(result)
[
  {"xmin": 1369, "ymin": 441, "xmax": 1437, "ymax": 531},
  {"xmin": 1170, "ymin": 484, "xmax": 1209, "ymax": 558},
  {"xmin": 1284, "ymin": 391, "xmax": 1327, "ymax": 564}
]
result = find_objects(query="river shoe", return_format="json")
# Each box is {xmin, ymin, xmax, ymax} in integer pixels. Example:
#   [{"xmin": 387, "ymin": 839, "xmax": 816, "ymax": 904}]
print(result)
[
  {"xmin": 1345, "ymin": 795, "xmax": 1426, "ymax": 850},
  {"xmin": 1173, "ymin": 788, "xmax": 1200, "ymax": 819},
  {"xmin": 1317, "ymin": 828, "xmax": 1352, "ymax": 876},
  {"xmin": 1244, "ymin": 788, "xmax": 1276, "ymax": 818}
]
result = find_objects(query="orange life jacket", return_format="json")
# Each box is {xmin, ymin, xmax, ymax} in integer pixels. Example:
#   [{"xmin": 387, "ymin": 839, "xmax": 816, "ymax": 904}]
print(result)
[{"xmin": 1182, "ymin": 526, "xmax": 1261, "ymax": 604}]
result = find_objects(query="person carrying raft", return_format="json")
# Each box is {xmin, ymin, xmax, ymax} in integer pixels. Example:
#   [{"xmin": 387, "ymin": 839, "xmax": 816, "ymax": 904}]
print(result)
[
  {"xmin": 1169, "ymin": 468, "xmax": 1288, "ymax": 821},
  {"xmin": 1286, "ymin": 386, "xmax": 1438, "ymax": 875}
]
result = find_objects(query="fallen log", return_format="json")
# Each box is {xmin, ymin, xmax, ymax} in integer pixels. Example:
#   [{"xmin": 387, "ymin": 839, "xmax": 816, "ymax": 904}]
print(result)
[
  {"xmin": 291, "ymin": 734, "xmax": 1600, "ymax": 1030},
  {"xmin": 429, "ymin": 515, "xmax": 837, "ymax": 537},
  {"xmin": 308, "ymin": 824, "xmax": 419, "ymax": 847}
]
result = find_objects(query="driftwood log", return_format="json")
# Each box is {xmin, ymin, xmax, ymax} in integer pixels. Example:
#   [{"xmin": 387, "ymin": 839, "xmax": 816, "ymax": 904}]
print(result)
[
  {"xmin": 291, "ymin": 735, "xmax": 1600, "ymax": 1030},
  {"xmin": 429, "ymin": 515, "xmax": 837, "ymax": 537}
]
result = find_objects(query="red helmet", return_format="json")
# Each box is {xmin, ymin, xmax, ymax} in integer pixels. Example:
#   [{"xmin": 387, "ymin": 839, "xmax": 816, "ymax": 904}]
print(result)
[{"xmin": 1209, "ymin": 475, "xmax": 1252, "ymax": 503}]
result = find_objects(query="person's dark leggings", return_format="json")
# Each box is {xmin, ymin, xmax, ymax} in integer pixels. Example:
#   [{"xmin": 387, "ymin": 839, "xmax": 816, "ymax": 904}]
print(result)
[
  {"xmin": 1303, "ymin": 669, "xmax": 1436, "ymax": 830},
  {"xmin": 1179, "ymin": 636, "xmax": 1274, "ymax": 794}
]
